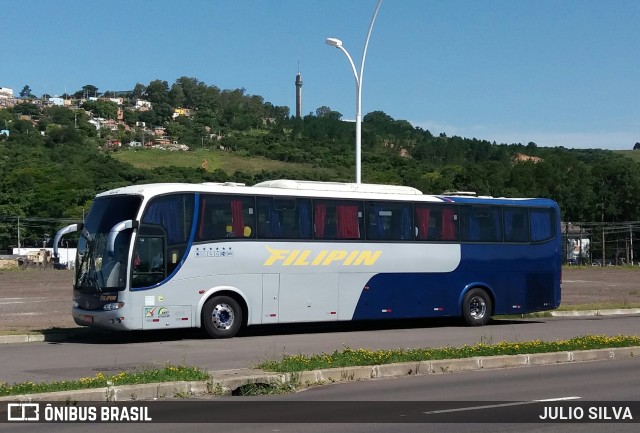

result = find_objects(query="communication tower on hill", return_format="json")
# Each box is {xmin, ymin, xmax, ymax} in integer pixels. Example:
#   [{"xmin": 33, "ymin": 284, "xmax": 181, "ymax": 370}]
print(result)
[{"xmin": 295, "ymin": 63, "xmax": 302, "ymax": 118}]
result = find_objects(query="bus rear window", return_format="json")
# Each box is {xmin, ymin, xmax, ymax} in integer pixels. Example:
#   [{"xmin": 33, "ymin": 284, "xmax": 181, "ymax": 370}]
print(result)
[{"xmin": 530, "ymin": 208, "xmax": 555, "ymax": 242}]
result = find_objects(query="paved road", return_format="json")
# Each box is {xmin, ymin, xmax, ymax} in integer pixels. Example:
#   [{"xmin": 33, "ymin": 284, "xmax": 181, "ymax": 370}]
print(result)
[
  {"xmin": 2, "ymin": 357, "xmax": 638, "ymax": 433},
  {"xmin": 1, "ymin": 314, "xmax": 640, "ymax": 384}
]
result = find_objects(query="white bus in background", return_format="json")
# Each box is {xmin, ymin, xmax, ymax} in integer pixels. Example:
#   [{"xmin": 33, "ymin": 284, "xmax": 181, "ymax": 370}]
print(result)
[{"xmin": 54, "ymin": 180, "xmax": 561, "ymax": 338}]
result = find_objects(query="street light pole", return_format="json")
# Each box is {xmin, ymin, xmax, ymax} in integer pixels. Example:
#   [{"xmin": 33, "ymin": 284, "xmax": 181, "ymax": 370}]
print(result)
[
  {"xmin": 596, "ymin": 202, "xmax": 605, "ymax": 265},
  {"xmin": 326, "ymin": 0, "xmax": 382, "ymax": 184}
]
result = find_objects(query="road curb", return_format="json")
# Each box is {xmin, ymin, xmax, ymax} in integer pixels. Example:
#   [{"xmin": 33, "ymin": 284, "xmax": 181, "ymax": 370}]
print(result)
[
  {"xmin": 550, "ymin": 308, "xmax": 640, "ymax": 317},
  {"xmin": 1, "ymin": 346, "xmax": 638, "ymax": 403},
  {"xmin": 0, "ymin": 328, "xmax": 88, "ymax": 344}
]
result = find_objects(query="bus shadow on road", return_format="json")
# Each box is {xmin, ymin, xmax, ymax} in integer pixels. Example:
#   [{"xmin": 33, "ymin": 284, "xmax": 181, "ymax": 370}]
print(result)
[
  {"xmin": 236, "ymin": 316, "xmax": 540, "ymax": 338},
  {"xmin": 46, "ymin": 316, "xmax": 543, "ymax": 345}
]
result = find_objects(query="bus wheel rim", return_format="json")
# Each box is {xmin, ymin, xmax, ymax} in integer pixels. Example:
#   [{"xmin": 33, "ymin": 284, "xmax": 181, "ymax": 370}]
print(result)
[
  {"xmin": 469, "ymin": 296, "xmax": 487, "ymax": 318},
  {"xmin": 212, "ymin": 303, "xmax": 234, "ymax": 330}
]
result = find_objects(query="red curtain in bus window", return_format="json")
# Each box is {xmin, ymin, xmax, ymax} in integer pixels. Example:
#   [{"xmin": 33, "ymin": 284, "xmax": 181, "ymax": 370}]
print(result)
[
  {"xmin": 314, "ymin": 203, "xmax": 326, "ymax": 238},
  {"xmin": 198, "ymin": 198, "xmax": 207, "ymax": 240},
  {"xmin": 441, "ymin": 208, "xmax": 456, "ymax": 240},
  {"xmin": 415, "ymin": 208, "xmax": 431, "ymax": 240},
  {"xmin": 231, "ymin": 200, "xmax": 244, "ymax": 237},
  {"xmin": 337, "ymin": 205, "xmax": 359, "ymax": 239}
]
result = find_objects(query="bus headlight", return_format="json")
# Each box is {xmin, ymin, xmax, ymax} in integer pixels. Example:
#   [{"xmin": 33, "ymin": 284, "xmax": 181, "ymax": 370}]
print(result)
[{"xmin": 103, "ymin": 302, "xmax": 125, "ymax": 311}]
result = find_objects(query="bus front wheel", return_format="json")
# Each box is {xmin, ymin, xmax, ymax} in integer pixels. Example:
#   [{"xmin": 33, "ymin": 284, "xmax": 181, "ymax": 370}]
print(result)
[
  {"xmin": 202, "ymin": 296, "xmax": 242, "ymax": 338},
  {"xmin": 462, "ymin": 288, "xmax": 492, "ymax": 326}
]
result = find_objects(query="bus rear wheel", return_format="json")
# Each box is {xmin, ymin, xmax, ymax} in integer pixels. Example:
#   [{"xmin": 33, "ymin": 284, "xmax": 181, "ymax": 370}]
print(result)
[
  {"xmin": 202, "ymin": 296, "xmax": 242, "ymax": 338},
  {"xmin": 462, "ymin": 288, "xmax": 492, "ymax": 326}
]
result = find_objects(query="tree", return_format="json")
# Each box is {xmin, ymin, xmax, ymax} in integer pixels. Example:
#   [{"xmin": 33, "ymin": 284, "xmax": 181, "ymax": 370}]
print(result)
[
  {"xmin": 634, "ymin": 142, "xmax": 640, "ymax": 150},
  {"xmin": 19, "ymin": 85, "xmax": 35, "ymax": 99},
  {"xmin": 315, "ymin": 106, "xmax": 341, "ymax": 120},
  {"xmin": 11, "ymin": 103, "xmax": 41, "ymax": 117},
  {"xmin": 43, "ymin": 106, "xmax": 76, "ymax": 127},
  {"xmin": 165, "ymin": 122, "xmax": 185, "ymax": 141},
  {"xmin": 82, "ymin": 84, "xmax": 100, "ymax": 98},
  {"xmin": 169, "ymin": 83, "xmax": 186, "ymax": 108},
  {"xmin": 72, "ymin": 84, "xmax": 99, "ymax": 99},
  {"xmin": 132, "ymin": 83, "xmax": 147, "ymax": 99},
  {"xmin": 81, "ymin": 100, "xmax": 118, "ymax": 120},
  {"xmin": 146, "ymin": 80, "xmax": 170, "ymax": 104}
]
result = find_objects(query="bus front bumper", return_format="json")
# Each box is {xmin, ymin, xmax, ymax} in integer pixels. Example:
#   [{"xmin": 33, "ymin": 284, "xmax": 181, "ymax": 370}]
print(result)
[{"xmin": 72, "ymin": 308, "xmax": 129, "ymax": 330}]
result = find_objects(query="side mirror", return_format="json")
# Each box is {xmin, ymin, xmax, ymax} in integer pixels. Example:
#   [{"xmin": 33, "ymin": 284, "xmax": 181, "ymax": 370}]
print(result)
[
  {"xmin": 107, "ymin": 220, "xmax": 139, "ymax": 257},
  {"xmin": 53, "ymin": 223, "xmax": 83, "ymax": 258}
]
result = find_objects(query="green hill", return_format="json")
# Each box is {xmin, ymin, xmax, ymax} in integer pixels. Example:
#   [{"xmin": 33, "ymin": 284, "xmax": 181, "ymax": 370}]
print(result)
[{"xmin": 2, "ymin": 76, "xmax": 640, "ymax": 250}]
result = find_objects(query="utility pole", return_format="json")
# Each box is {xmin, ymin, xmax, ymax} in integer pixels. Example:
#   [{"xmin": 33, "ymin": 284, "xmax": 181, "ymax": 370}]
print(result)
[
  {"xmin": 17, "ymin": 216, "xmax": 21, "ymax": 255},
  {"xmin": 630, "ymin": 224, "xmax": 634, "ymax": 265},
  {"xmin": 598, "ymin": 180, "xmax": 606, "ymax": 266},
  {"xmin": 601, "ymin": 206, "xmax": 605, "ymax": 266}
]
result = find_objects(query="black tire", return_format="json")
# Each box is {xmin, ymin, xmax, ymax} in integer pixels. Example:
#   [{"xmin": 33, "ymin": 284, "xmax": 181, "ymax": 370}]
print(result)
[
  {"xmin": 462, "ymin": 288, "xmax": 492, "ymax": 326},
  {"xmin": 202, "ymin": 295, "xmax": 243, "ymax": 338}
]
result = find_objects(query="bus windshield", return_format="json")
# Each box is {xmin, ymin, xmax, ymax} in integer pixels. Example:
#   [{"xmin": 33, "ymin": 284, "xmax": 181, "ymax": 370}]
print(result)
[{"xmin": 75, "ymin": 195, "xmax": 142, "ymax": 293}]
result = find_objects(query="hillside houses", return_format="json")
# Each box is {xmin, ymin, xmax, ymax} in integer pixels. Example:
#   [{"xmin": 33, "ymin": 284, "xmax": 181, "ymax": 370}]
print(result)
[{"xmin": 0, "ymin": 91, "xmax": 192, "ymax": 150}]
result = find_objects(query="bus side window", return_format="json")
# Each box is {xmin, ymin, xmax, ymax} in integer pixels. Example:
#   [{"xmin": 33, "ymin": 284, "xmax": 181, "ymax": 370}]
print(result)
[
  {"xmin": 367, "ymin": 202, "xmax": 412, "ymax": 241},
  {"xmin": 132, "ymin": 228, "xmax": 166, "ymax": 288},
  {"xmin": 415, "ymin": 205, "xmax": 458, "ymax": 241},
  {"xmin": 133, "ymin": 193, "xmax": 194, "ymax": 288},
  {"xmin": 504, "ymin": 207, "xmax": 529, "ymax": 242},
  {"xmin": 415, "ymin": 206, "xmax": 431, "ymax": 240},
  {"xmin": 198, "ymin": 195, "xmax": 255, "ymax": 241},
  {"xmin": 440, "ymin": 206, "xmax": 458, "ymax": 241},
  {"xmin": 461, "ymin": 205, "xmax": 502, "ymax": 242},
  {"xmin": 314, "ymin": 200, "xmax": 362, "ymax": 240},
  {"xmin": 257, "ymin": 197, "xmax": 312, "ymax": 239}
]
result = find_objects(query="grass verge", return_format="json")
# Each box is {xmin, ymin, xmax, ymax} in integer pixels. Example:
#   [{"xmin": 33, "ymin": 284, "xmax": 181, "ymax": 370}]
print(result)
[
  {"xmin": 2, "ymin": 335, "xmax": 639, "ymax": 397},
  {"xmin": 0, "ymin": 365, "xmax": 208, "ymax": 397},
  {"xmin": 256, "ymin": 335, "xmax": 640, "ymax": 373}
]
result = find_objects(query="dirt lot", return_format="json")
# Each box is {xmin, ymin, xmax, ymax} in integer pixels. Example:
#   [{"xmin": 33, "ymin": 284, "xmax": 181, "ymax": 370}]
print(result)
[
  {"xmin": 0, "ymin": 267, "xmax": 638, "ymax": 332},
  {"xmin": 0, "ymin": 269, "xmax": 76, "ymax": 331}
]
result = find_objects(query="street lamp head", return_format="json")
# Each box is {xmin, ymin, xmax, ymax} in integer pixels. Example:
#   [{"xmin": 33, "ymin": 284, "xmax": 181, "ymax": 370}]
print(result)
[{"xmin": 325, "ymin": 37, "xmax": 343, "ymax": 48}]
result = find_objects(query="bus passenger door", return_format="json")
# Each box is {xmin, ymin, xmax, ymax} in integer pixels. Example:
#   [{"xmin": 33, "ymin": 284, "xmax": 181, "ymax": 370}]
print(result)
[{"xmin": 262, "ymin": 274, "xmax": 280, "ymax": 324}]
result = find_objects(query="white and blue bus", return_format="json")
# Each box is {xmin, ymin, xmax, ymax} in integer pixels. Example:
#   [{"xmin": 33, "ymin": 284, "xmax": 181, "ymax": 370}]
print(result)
[{"xmin": 54, "ymin": 180, "xmax": 561, "ymax": 338}]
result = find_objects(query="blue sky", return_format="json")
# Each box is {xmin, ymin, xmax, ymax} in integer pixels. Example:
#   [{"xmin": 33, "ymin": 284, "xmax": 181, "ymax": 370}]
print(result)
[{"xmin": 2, "ymin": 0, "xmax": 639, "ymax": 150}]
